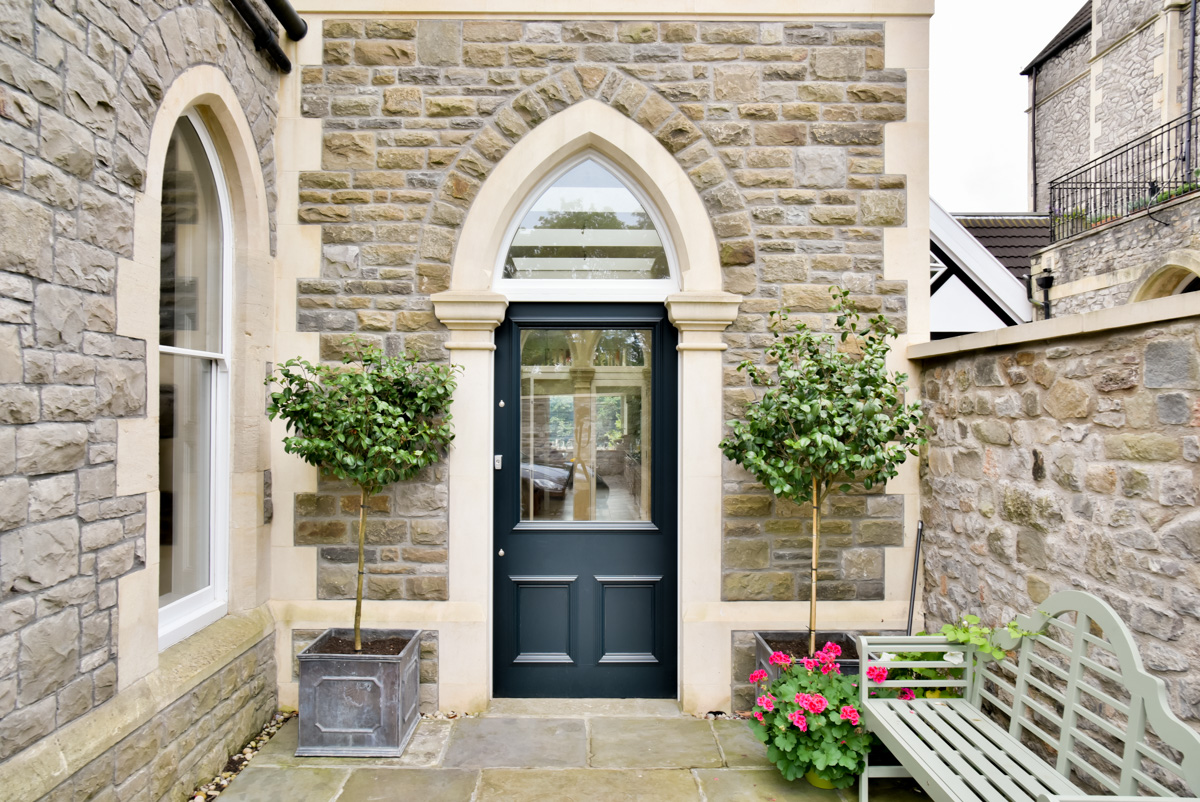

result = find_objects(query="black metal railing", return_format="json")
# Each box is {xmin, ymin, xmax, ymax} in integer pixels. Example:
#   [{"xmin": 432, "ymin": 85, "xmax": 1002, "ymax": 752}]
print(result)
[{"xmin": 1048, "ymin": 108, "xmax": 1200, "ymax": 241}]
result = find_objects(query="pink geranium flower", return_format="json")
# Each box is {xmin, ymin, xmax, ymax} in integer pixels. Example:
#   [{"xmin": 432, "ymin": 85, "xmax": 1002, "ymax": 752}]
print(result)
[
  {"xmin": 748, "ymin": 669, "xmax": 768, "ymax": 683},
  {"xmin": 753, "ymin": 711, "xmax": 764, "ymax": 723},
  {"xmin": 756, "ymin": 693, "xmax": 776, "ymax": 712},
  {"xmin": 801, "ymin": 657, "xmax": 818, "ymax": 671},
  {"xmin": 820, "ymin": 662, "xmax": 836, "ymax": 675},
  {"xmin": 768, "ymin": 651, "xmax": 792, "ymax": 667},
  {"xmin": 899, "ymin": 687, "xmax": 916, "ymax": 701},
  {"xmin": 823, "ymin": 642, "xmax": 842, "ymax": 658},
  {"xmin": 839, "ymin": 705, "xmax": 860, "ymax": 725},
  {"xmin": 866, "ymin": 665, "xmax": 888, "ymax": 684},
  {"xmin": 804, "ymin": 694, "xmax": 828, "ymax": 714},
  {"xmin": 787, "ymin": 709, "xmax": 808, "ymax": 731}
]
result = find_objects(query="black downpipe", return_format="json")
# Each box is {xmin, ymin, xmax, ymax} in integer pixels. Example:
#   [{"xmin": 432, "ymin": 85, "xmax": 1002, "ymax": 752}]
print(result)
[
  {"xmin": 1031, "ymin": 65, "xmax": 1039, "ymax": 211},
  {"xmin": 1035, "ymin": 272, "xmax": 1054, "ymax": 320},
  {"xmin": 906, "ymin": 521, "xmax": 925, "ymax": 637},
  {"xmin": 228, "ymin": 0, "xmax": 292, "ymax": 73},
  {"xmin": 264, "ymin": 0, "xmax": 308, "ymax": 41}
]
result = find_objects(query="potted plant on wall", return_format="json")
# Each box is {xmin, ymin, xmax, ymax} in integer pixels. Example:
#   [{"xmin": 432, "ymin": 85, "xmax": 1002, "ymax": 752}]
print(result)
[
  {"xmin": 720, "ymin": 287, "xmax": 926, "ymax": 663},
  {"xmin": 267, "ymin": 343, "xmax": 458, "ymax": 756}
]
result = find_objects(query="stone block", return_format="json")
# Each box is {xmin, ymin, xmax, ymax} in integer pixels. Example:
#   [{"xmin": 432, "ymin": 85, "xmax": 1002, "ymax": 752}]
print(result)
[
  {"xmin": 1156, "ymin": 392, "xmax": 1191, "ymax": 425},
  {"xmin": 1043, "ymin": 378, "xmax": 1092, "ymax": 419},
  {"xmin": 1145, "ymin": 340, "xmax": 1199, "ymax": 388},
  {"xmin": 1104, "ymin": 433, "xmax": 1181, "ymax": 462},
  {"xmin": 723, "ymin": 538, "xmax": 769, "ymax": 569},
  {"xmin": 810, "ymin": 47, "xmax": 865, "ymax": 80},
  {"xmin": 713, "ymin": 65, "xmax": 758, "ymax": 101},
  {"xmin": 782, "ymin": 284, "xmax": 835, "ymax": 312},
  {"xmin": 16, "ymin": 422, "xmax": 87, "ymax": 476},
  {"xmin": 842, "ymin": 547, "xmax": 882, "ymax": 580},
  {"xmin": 858, "ymin": 519, "xmax": 903, "ymax": 546},
  {"xmin": 418, "ymin": 21, "xmax": 461, "ymax": 66},
  {"xmin": 40, "ymin": 109, "xmax": 96, "ymax": 178},
  {"xmin": 860, "ymin": 191, "xmax": 905, "ymax": 226},
  {"xmin": 322, "ymin": 132, "xmax": 375, "ymax": 170},
  {"xmin": 0, "ymin": 192, "xmax": 54, "ymax": 279},
  {"xmin": 18, "ymin": 607, "xmax": 79, "ymax": 704},
  {"xmin": 972, "ymin": 419, "xmax": 1011, "ymax": 445},
  {"xmin": 722, "ymin": 571, "xmax": 793, "ymax": 600},
  {"xmin": 0, "ymin": 696, "xmax": 55, "ymax": 760},
  {"xmin": 464, "ymin": 21, "xmax": 523, "ymax": 42},
  {"xmin": 794, "ymin": 147, "xmax": 846, "ymax": 188},
  {"xmin": 28, "ymin": 473, "xmax": 74, "ymax": 521},
  {"xmin": 354, "ymin": 41, "xmax": 415, "ymax": 66},
  {"xmin": 1160, "ymin": 467, "xmax": 1197, "ymax": 507}
]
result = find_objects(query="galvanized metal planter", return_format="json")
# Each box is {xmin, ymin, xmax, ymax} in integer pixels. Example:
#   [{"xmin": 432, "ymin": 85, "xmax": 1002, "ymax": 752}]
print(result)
[
  {"xmin": 754, "ymin": 630, "xmax": 865, "ymax": 682},
  {"xmin": 296, "ymin": 627, "xmax": 422, "ymax": 757}
]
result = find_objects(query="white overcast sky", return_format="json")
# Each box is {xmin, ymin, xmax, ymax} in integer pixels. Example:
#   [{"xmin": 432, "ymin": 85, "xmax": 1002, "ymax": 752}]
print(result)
[{"xmin": 930, "ymin": 0, "xmax": 1085, "ymax": 212}]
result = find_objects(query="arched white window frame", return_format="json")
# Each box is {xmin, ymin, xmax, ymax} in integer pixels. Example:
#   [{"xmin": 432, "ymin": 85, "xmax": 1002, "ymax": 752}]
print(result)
[
  {"xmin": 493, "ymin": 150, "xmax": 680, "ymax": 302},
  {"xmin": 157, "ymin": 107, "xmax": 233, "ymax": 650}
]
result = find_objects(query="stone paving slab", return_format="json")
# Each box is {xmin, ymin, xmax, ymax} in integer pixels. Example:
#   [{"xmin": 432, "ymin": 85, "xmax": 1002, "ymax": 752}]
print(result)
[
  {"xmin": 251, "ymin": 719, "xmax": 452, "ymax": 769},
  {"xmin": 696, "ymin": 768, "xmax": 844, "ymax": 801},
  {"xmin": 483, "ymin": 698, "xmax": 683, "ymax": 718},
  {"xmin": 476, "ymin": 768, "xmax": 699, "ymax": 800},
  {"xmin": 713, "ymin": 719, "xmax": 771, "ymax": 767},
  {"xmin": 336, "ymin": 768, "xmax": 479, "ymax": 801},
  {"xmin": 442, "ymin": 717, "xmax": 587, "ymax": 768},
  {"xmin": 589, "ymin": 717, "xmax": 723, "ymax": 769},
  {"xmin": 218, "ymin": 766, "xmax": 350, "ymax": 802}
]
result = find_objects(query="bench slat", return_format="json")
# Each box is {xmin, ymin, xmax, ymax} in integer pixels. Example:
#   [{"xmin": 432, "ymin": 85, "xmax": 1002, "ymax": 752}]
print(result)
[
  {"xmin": 1065, "ymin": 751, "xmax": 1120, "ymax": 794},
  {"xmin": 1131, "ymin": 766, "xmax": 1178, "ymax": 798},
  {"xmin": 911, "ymin": 701, "xmax": 1051, "ymax": 802}
]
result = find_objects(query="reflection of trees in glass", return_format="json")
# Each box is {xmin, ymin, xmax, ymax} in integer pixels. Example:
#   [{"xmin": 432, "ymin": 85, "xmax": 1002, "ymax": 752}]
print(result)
[
  {"xmin": 504, "ymin": 207, "xmax": 668, "ymax": 280},
  {"xmin": 595, "ymin": 329, "xmax": 646, "ymax": 366}
]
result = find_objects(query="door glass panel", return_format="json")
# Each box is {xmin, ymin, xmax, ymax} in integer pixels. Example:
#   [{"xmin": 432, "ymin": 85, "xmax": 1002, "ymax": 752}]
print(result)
[
  {"xmin": 519, "ymin": 328, "xmax": 652, "ymax": 522},
  {"xmin": 503, "ymin": 159, "xmax": 669, "ymax": 281}
]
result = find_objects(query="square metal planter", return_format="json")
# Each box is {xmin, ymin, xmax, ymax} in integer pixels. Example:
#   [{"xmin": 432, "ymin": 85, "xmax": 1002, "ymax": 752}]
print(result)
[
  {"xmin": 297, "ymin": 627, "xmax": 422, "ymax": 757},
  {"xmin": 754, "ymin": 630, "xmax": 864, "ymax": 682}
]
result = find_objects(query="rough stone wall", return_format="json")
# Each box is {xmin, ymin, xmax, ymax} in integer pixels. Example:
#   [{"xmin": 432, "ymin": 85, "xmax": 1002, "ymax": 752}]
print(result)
[
  {"xmin": 1035, "ymin": 30, "xmax": 1090, "ymax": 99},
  {"xmin": 1094, "ymin": 22, "xmax": 1162, "ymax": 155},
  {"xmin": 296, "ymin": 19, "xmax": 911, "ymax": 605},
  {"xmin": 1095, "ymin": 0, "xmax": 1158, "ymax": 55},
  {"xmin": 292, "ymin": 628, "xmax": 439, "ymax": 714},
  {"xmin": 0, "ymin": 0, "xmax": 278, "ymax": 780},
  {"xmin": 35, "ymin": 635, "xmax": 275, "ymax": 802},
  {"xmin": 1034, "ymin": 63, "xmax": 1090, "ymax": 212},
  {"xmin": 1032, "ymin": 192, "xmax": 1200, "ymax": 316},
  {"xmin": 919, "ymin": 319, "xmax": 1200, "ymax": 727}
]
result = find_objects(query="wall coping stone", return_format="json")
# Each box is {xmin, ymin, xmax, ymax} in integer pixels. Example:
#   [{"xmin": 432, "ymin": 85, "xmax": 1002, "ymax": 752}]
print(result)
[
  {"xmin": 0, "ymin": 606, "xmax": 275, "ymax": 802},
  {"xmin": 290, "ymin": 1, "xmax": 935, "ymax": 17},
  {"xmin": 908, "ymin": 294, "xmax": 1199, "ymax": 361}
]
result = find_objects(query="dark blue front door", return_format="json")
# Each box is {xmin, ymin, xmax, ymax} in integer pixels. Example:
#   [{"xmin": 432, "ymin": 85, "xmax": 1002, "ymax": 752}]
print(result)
[{"xmin": 493, "ymin": 304, "xmax": 677, "ymax": 698}]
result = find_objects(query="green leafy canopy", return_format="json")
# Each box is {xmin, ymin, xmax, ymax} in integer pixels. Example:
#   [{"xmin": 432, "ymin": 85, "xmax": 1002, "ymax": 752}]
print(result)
[
  {"xmin": 265, "ymin": 343, "xmax": 461, "ymax": 496},
  {"xmin": 720, "ymin": 287, "xmax": 927, "ymax": 508}
]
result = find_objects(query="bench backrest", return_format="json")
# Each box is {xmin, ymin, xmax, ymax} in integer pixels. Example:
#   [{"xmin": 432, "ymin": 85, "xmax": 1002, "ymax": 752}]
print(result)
[{"xmin": 970, "ymin": 590, "xmax": 1200, "ymax": 797}]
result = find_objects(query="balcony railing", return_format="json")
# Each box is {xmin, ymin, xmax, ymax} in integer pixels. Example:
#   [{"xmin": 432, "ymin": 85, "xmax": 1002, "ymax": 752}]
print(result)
[{"xmin": 1048, "ymin": 108, "xmax": 1200, "ymax": 241}]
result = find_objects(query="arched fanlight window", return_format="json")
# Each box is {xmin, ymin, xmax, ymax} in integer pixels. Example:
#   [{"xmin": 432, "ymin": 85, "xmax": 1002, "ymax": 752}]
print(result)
[
  {"xmin": 158, "ymin": 110, "xmax": 231, "ymax": 649},
  {"xmin": 495, "ymin": 154, "xmax": 677, "ymax": 301}
]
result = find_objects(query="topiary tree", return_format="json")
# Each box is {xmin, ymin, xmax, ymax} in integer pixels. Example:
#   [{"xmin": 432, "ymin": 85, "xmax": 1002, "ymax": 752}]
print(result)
[
  {"xmin": 720, "ymin": 287, "xmax": 926, "ymax": 655},
  {"xmin": 267, "ymin": 343, "xmax": 459, "ymax": 652}
]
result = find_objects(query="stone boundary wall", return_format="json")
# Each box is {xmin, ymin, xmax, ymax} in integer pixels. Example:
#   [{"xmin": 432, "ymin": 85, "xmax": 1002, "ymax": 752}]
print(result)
[
  {"xmin": 296, "ymin": 18, "xmax": 912, "ymax": 604},
  {"xmin": 1032, "ymin": 192, "xmax": 1200, "ymax": 316},
  {"xmin": 918, "ymin": 316, "xmax": 1200, "ymax": 728},
  {"xmin": 34, "ymin": 634, "xmax": 275, "ymax": 802}
]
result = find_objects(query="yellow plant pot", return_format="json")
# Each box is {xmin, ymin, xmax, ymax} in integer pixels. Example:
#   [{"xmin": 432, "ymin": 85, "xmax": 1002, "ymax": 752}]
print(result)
[{"xmin": 804, "ymin": 769, "xmax": 837, "ymax": 790}]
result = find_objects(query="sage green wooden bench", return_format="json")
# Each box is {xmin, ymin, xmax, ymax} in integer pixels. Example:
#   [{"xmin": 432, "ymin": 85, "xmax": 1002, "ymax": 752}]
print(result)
[{"xmin": 857, "ymin": 590, "xmax": 1200, "ymax": 802}]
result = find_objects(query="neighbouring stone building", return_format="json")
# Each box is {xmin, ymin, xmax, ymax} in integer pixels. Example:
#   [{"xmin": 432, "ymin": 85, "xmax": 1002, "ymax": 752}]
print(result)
[
  {"xmin": 1023, "ymin": 0, "xmax": 1200, "ymax": 314},
  {"xmin": 0, "ymin": 2, "xmax": 934, "ymax": 799}
]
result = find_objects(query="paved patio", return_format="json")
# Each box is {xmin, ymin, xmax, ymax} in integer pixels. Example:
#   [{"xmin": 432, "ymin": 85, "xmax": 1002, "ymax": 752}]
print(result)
[{"xmin": 220, "ymin": 700, "xmax": 926, "ymax": 801}]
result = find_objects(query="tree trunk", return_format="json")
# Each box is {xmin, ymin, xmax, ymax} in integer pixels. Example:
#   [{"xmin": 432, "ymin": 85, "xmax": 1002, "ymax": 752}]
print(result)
[
  {"xmin": 354, "ymin": 485, "xmax": 367, "ymax": 652},
  {"xmin": 808, "ymin": 476, "xmax": 820, "ymax": 656}
]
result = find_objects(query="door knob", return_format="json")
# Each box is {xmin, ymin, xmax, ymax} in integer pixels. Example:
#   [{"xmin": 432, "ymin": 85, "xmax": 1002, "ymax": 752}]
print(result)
[{"xmin": 498, "ymin": 548, "xmax": 505, "ymax": 557}]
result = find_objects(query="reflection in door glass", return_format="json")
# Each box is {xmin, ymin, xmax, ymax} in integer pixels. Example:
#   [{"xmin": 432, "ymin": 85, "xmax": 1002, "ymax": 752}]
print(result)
[{"xmin": 520, "ymin": 329, "xmax": 652, "ymax": 522}]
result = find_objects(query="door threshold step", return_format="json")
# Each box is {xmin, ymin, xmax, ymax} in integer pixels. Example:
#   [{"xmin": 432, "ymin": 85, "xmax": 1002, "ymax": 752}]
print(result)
[{"xmin": 482, "ymin": 698, "xmax": 682, "ymax": 718}]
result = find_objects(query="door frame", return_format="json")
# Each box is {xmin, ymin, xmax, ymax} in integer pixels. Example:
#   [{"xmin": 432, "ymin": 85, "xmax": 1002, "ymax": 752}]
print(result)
[{"xmin": 491, "ymin": 303, "xmax": 679, "ymax": 697}]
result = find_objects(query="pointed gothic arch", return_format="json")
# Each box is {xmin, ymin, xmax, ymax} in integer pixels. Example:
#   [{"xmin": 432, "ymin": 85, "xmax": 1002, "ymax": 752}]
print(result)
[{"xmin": 443, "ymin": 98, "xmax": 724, "ymax": 297}]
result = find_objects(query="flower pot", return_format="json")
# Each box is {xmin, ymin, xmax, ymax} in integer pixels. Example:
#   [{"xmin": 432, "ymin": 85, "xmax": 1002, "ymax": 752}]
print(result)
[
  {"xmin": 804, "ymin": 769, "xmax": 837, "ymax": 789},
  {"xmin": 296, "ymin": 627, "xmax": 422, "ymax": 757}
]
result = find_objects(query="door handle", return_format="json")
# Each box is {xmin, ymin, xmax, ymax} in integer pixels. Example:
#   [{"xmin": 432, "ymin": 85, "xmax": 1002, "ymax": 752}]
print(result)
[
  {"xmin": 498, "ymin": 548, "xmax": 505, "ymax": 557},
  {"xmin": 494, "ymin": 455, "xmax": 502, "ymax": 470}
]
